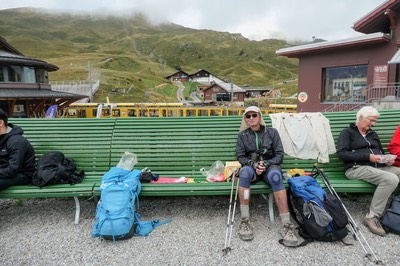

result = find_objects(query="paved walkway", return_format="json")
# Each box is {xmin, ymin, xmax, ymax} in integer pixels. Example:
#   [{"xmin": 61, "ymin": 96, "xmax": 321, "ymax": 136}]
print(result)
[{"xmin": 0, "ymin": 194, "xmax": 399, "ymax": 265}]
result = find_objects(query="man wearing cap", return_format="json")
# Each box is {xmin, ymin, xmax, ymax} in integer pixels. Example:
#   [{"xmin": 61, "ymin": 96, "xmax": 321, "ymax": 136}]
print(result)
[
  {"xmin": 236, "ymin": 106, "xmax": 299, "ymax": 246},
  {"xmin": 0, "ymin": 109, "xmax": 36, "ymax": 190}
]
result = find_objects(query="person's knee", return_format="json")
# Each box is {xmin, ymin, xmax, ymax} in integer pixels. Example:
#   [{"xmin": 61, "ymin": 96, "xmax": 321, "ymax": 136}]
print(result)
[
  {"xmin": 239, "ymin": 166, "xmax": 254, "ymax": 188},
  {"xmin": 386, "ymin": 174, "xmax": 400, "ymax": 187},
  {"xmin": 265, "ymin": 167, "xmax": 285, "ymax": 191}
]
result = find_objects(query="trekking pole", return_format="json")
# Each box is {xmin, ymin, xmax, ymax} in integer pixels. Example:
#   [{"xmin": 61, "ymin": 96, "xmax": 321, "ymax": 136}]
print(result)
[
  {"xmin": 222, "ymin": 169, "xmax": 239, "ymax": 255},
  {"xmin": 313, "ymin": 164, "xmax": 382, "ymax": 265}
]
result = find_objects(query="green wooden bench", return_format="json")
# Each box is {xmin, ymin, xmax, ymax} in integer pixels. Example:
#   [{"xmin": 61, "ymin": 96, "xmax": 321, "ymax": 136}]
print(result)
[
  {"xmin": 96, "ymin": 116, "xmax": 276, "ymax": 220},
  {"xmin": 0, "ymin": 118, "xmax": 115, "ymax": 224},
  {"xmin": 1, "ymin": 108, "xmax": 399, "ymax": 224},
  {"xmin": 103, "ymin": 109, "xmax": 400, "ymax": 221}
]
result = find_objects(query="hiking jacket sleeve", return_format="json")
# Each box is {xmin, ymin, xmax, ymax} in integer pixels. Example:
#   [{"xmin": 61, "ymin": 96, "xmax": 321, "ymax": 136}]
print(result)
[
  {"xmin": 337, "ymin": 124, "xmax": 384, "ymax": 171},
  {"xmin": 388, "ymin": 125, "xmax": 400, "ymax": 167},
  {"xmin": 236, "ymin": 126, "xmax": 284, "ymax": 167},
  {"xmin": 0, "ymin": 135, "xmax": 31, "ymax": 179}
]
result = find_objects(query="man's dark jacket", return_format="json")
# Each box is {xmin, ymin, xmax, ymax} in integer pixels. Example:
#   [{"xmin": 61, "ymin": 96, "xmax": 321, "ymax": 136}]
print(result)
[
  {"xmin": 0, "ymin": 124, "xmax": 36, "ymax": 179},
  {"xmin": 337, "ymin": 123, "xmax": 385, "ymax": 171},
  {"xmin": 236, "ymin": 125, "xmax": 284, "ymax": 167}
]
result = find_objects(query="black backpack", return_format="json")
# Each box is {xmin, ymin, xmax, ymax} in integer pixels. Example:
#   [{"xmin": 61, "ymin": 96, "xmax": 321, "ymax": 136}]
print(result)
[
  {"xmin": 287, "ymin": 176, "xmax": 348, "ymax": 245},
  {"xmin": 32, "ymin": 151, "xmax": 85, "ymax": 187},
  {"xmin": 381, "ymin": 196, "xmax": 400, "ymax": 234}
]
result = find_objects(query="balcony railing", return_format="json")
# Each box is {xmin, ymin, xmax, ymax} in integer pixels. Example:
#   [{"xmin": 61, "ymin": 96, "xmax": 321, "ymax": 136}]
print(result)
[{"xmin": 323, "ymin": 82, "xmax": 400, "ymax": 112}]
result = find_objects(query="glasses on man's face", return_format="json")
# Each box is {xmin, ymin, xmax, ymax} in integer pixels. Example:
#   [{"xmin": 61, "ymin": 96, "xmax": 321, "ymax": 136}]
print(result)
[
  {"xmin": 367, "ymin": 117, "xmax": 377, "ymax": 123},
  {"xmin": 245, "ymin": 113, "xmax": 258, "ymax": 119}
]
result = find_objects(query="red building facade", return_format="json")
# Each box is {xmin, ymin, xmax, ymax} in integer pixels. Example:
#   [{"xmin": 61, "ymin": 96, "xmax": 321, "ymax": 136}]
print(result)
[{"xmin": 277, "ymin": 0, "xmax": 400, "ymax": 112}]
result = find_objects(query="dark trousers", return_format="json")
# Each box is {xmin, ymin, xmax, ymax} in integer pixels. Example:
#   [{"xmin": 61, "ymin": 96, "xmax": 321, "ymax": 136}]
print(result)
[{"xmin": 0, "ymin": 173, "xmax": 31, "ymax": 190}]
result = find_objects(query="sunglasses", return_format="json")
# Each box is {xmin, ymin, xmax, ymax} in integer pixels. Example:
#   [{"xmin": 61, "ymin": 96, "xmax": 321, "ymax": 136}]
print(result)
[{"xmin": 245, "ymin": 113, "xmax": 258, "ymax": 119}]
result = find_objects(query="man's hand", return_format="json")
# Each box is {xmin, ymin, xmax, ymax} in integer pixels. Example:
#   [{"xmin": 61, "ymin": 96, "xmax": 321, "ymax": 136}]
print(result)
[
  {"xmin": 255, "ymin": 160, "xmax": 266, "ymax": 175},
  {"xmin": 370, "ymin": 154, "xmax": 380, "ymax": 163}
]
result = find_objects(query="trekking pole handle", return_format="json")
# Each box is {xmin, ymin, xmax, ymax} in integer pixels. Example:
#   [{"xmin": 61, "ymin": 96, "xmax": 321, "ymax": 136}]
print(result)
[{"xmin": 313, "ymin": 163, "xmax": 324, "ymax": 173}]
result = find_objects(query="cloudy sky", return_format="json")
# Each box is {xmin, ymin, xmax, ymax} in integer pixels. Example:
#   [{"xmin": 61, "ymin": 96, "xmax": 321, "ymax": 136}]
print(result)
[{"xmin": 0, "ymin": 0, "xmax": 387, "ymax": 42}]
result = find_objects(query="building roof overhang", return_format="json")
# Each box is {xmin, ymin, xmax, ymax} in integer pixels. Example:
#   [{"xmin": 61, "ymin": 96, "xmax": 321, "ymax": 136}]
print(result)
[
  {"xmin": 353, "ymin": 0, "xmax": 400, "ymax": 34},
  {"xmin": 276, "ymin": 32, "xmax": 390, "ymax": 58},
  {"xmin": 206, "ymin": 82, "xmax": 246, "ymax": 93},
  {"xmin": 388, "ymin": 48, "xmax": 400, "ymax": 64},
  {"xmin": 0, "ymin": 49, "xmax": 59, "ymax": 71},
  {"xmin": 0, "ymin": 88, "xmax": 86, "ymax": 101}
]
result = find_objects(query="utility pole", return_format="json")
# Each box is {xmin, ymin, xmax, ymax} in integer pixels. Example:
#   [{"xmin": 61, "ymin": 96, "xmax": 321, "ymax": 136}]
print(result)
[
  {"xmin": 230, "ymin": 79, "xmax": 234, "ymax": 105},
  {"xmin": 88, "ymin": 60, "xmax": 93, "ymax": 102}
]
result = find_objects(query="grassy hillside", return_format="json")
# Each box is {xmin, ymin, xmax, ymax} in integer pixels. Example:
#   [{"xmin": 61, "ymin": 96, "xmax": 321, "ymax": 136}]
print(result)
[{"xmin": 0, "ymin": 8, "xmax": 299, "ymax": 103}]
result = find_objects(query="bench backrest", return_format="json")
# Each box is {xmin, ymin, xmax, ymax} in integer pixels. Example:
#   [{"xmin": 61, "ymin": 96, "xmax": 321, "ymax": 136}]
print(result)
[
  {"xmin": 8, "ymin": 118, "xmax": 116, "ymax": 181},
  {"xmin": 110, "ymin": 116, "xmax": 243, "ymax": 178},
  {"xmin": 8, "ymin": 109, "xmax": 400, "ymax": 194}
]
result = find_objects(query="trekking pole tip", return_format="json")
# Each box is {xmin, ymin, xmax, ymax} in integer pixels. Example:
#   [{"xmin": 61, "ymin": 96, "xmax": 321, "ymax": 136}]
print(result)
[{"xmin": 222, "ymin": 247, "xmax": 231, "ymax": 255}]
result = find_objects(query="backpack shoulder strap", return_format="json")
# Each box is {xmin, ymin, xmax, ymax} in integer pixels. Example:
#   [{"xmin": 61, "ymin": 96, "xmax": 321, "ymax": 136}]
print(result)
[{"xmin": 284, "ymin": 188, "xmax": 313, "ymax": 247}]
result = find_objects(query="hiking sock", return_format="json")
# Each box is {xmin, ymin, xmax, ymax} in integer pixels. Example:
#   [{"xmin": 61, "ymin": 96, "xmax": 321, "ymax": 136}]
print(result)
[
  {"xmin": 240, "ymin": 205, "xmax": 250, "ymax": 219},
  {"xmin": 366, "ymin": 210, "xmax": 379, "ymax": 219},
  {"xmin": 280, "ymin": 212, "xmax": 291, "ymax": 225}
]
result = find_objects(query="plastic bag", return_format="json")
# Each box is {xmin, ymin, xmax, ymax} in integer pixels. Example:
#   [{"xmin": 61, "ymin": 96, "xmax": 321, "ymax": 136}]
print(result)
[
  {"xmin": 116, "ymin": 151, "xmax": 138, "ymax": 171},
  {"xmin": 200, "ymin": 160, "xmax": 225, "ymax": 182}
]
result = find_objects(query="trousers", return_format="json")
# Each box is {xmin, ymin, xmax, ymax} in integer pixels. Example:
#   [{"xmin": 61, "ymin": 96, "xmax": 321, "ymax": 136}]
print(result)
[
  {"xmin": 345, "ymin": 165, "xmax": 400, "ymax": 216},
  {"xmin": 238, "ymin": 165, "xmax": 285, "ymax": 192},
  {"xmin": 0, "ymin": 173, "xmax": 31, "ymax": 190}
]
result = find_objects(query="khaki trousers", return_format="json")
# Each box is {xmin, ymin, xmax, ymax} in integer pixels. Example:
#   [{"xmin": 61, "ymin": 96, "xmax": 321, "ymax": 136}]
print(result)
[{"xmin": 345, "ymin": 165, "xmax": 400, "ymax": 216}]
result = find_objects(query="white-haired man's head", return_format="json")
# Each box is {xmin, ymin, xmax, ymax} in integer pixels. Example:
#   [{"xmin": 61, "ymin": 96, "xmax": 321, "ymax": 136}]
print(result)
[{"xmin": 356, "ymin": 106, "xmax": 380, "ymax": 124}]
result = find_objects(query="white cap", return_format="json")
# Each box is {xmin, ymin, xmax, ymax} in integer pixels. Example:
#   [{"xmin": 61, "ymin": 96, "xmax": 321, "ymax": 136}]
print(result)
[{"xmin": 239, "ymin": 106, "xmax": 266, "ymax": 132}]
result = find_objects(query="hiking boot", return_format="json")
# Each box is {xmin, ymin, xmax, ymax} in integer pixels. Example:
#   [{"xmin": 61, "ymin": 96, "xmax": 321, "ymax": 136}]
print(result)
[
  {"xmin": 281, "ymin": 223, "xmax": 299, "ymax": 247},
  {"xmin": 363, "ymin": 216, "xmax": 386, "ymax": 236},
  {"xmin": 239, "ymin": 218, "xmax": 254, "ymax": 241}
]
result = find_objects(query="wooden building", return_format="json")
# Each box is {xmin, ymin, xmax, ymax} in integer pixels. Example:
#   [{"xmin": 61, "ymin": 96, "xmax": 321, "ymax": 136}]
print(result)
[
  {"xmin": 188, "ymin": 69, "xmax": 224, "ymax": 85},
  {"xmin": 276, "ymin": 0, "xmax": 400, "ymax": 112},
  {"xmin": 165, "ymin": 70, "xmax": 189, "ymax": 82},
  {"xmin": 0, "ymin": 36, "xmax": 86, "ymax": 117},
  {"xmin": 203, "ymin": 82, "xmax": 246, "ymax": 104}
]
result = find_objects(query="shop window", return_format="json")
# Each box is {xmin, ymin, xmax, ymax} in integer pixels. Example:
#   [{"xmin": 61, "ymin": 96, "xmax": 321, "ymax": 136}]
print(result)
[
  {"xmin": 36, "ymin": 69, "xmax": 48, "ymax": 83},
  {"xmin": 0, "ymin": 66, "xmax": 4, "ymax": 82},
  {"xmin": 7, "ymin": 66, "xmax": 22, "ymax": 82},
  {"xmin": 23, "ymin": 67, "xmax": 36, "ymax": 83},
  {"xmin": 13, "ymin": 105, "xmax": 26, "ymax": 118},
  {"xmin": 322, "ymin": 65, "xmax": 367, "ymax": 103}
]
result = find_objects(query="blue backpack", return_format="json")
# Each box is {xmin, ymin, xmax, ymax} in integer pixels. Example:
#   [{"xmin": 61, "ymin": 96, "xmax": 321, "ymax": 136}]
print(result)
[
  {"xmin": 92, "ymin": 167, "xmax": 170, "ymax": 241},
  {"xmin": 287, "ymin": 175, "xmax": 348, "ymax": 243},
  {"xmin": 288, "ymin": 175, "xmax": 326, "ymax": 207}
]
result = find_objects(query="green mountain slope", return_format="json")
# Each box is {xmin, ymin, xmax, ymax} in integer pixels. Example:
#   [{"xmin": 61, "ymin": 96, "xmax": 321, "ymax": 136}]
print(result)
[{"xmin": 0, "ymin": 8, "xmax": 299, "ymax": 103}]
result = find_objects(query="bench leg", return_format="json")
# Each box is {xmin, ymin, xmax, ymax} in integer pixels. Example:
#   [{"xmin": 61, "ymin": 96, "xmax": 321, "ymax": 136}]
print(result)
[
  {"xmin": 261, "ymin": 193, "xmax": 275, "ymax": 223},
  {"xmin": 73, "ymin": 196, "xmax": 80, "ymax": 225}
]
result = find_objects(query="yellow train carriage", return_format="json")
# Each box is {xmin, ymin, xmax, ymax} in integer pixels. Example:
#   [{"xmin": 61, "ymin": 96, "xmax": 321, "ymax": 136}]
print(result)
[{"xmin": 63, "ymin": 103, "xmax": 296, "ymax": 118}]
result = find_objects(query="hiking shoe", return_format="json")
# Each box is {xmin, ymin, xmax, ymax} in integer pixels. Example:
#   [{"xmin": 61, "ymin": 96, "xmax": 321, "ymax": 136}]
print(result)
[
  {"xmin": 239, "ymin": 218, "xmax": 254, "ymax": 241},
  {"xmin": 281, "ymin": 223, "xmax": 299, "ymax": 247},
  {"xmin": 363, "ymin": 216, "xmax": 386, "ymax": 236}
]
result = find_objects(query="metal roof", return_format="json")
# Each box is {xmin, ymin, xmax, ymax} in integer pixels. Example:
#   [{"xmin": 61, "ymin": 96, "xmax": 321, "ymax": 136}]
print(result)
[
  {"xmin": 0, "ymin": 88, "xmax": 86, "ymax": 99},
  {"xmin": 0, "ymin": 49, "xmax": 59, "ymax": 71},
  {"xmin": 276, "ymin": 32, "xmax": 390, "ymax": 58},
  {"xmin": 353, "ymin": 0, "xmax": 400, "ymax": 34},
  {"xmin": 209, "ymin": 82, "xmax": 246, "ymax": 93}
]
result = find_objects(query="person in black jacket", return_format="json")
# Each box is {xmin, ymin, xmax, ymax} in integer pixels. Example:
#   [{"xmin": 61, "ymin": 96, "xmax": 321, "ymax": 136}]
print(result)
[
  {"xmin": 337, "ymin": 106, "xmax": 400, "ymax": 236},
  {"xmin": 236, "ymin": 106, "xmax": 299, "ymax": 246},
  {"xmin": 0, "ymin": 109, "xmax": 36, "ymax": 190}
]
